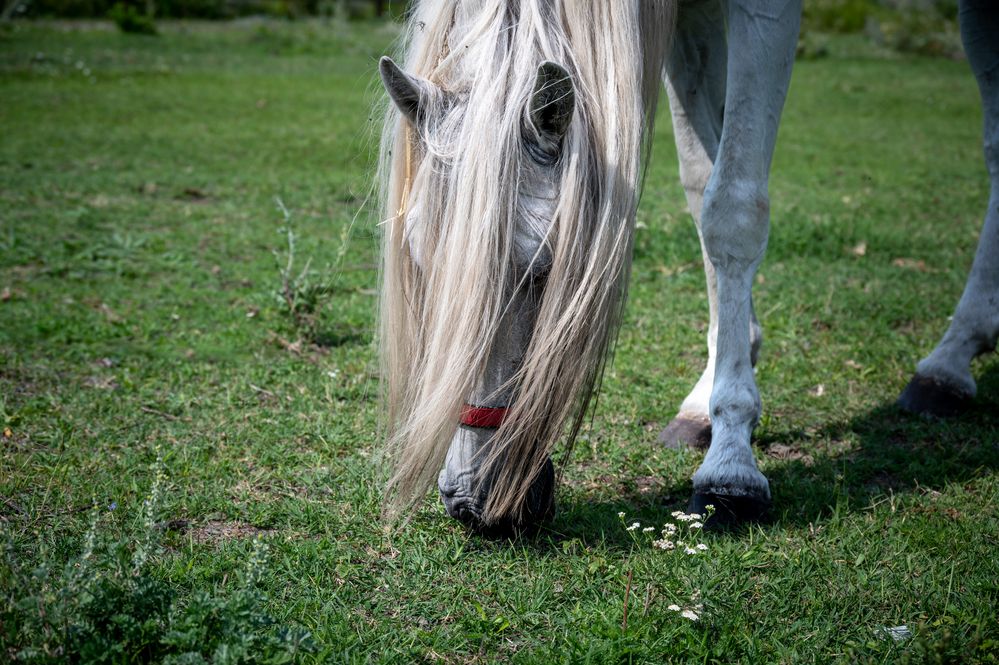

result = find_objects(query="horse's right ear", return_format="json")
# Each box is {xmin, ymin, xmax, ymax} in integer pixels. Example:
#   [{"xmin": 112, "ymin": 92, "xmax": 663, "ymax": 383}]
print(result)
[{"xmin": 380, "ymin": 56, "xmax": 430, "ymax": 125}]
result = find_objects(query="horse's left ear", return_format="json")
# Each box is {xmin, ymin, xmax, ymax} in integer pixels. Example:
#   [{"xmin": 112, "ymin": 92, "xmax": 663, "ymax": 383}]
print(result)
[
  {"xmin": 525, "ymin": 61, "xmax": 575, "ymax": 158},
  {"xmin": 380, "ymin": 56, "xmax": 433, "ymax": 125}
]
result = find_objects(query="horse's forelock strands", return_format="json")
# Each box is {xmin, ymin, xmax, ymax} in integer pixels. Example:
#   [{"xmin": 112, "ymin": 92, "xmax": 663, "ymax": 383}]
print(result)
[{"xmin": 378, "ymin": 0, "xmax": 677, "ymax": 527}]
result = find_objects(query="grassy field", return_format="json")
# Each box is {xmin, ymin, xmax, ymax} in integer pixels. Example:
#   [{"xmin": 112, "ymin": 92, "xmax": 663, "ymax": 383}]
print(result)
[{"xmin": 1, "ymin": 19, "xmax": 998, "ymax": 664}]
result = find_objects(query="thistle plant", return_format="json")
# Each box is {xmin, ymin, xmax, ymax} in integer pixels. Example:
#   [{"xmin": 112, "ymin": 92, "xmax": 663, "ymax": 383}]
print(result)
[
  {"xmin": 271, "ymin": 197, "xmax": 351, "ymax": 345},
  {"xmin": 131, "ymin": 446, "xmax": 166, "ymax": 575}
]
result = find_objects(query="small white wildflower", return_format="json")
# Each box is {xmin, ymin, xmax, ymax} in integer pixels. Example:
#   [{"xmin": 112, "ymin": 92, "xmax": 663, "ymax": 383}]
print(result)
[
  {"xmin": 690, "ymin": 521, "xmax": 704, "ymax": 529},
  {"xmin": 684, "ymin": 547, "xmax": 698, "ymax": 555},
  {"xmin": 681, "ymin": 609, "xmax": 699, "ymax": 621},
  {"xmin": 688, "ymin": 513, "xmax": 701, "ymax": 520},
  {"xmin": 626, "ymin": 522, "xmax": 641, "ymax": 531},
  {"xmin": 642, "ymin": 526, "xmax": 655, "ymax": 533},
  {"xmin": 617, "ymin": 511, "xmax": 625, "ymax": 518},
  {"xmin": 662, "ymin": 523, "xmax": 677, "ymax": 535},
  {"xmin": 667, "ymin": 604, "xmax": 681, "ymax": 612},
  {"xmin": 671, "ymin": 510, "xmax": 684, "ymax": 518},
  {"xmin": 653, "ymin": 539, "xmax": 675, "ymax": 550},
  {"xmin": 676, "ymin": 513, "xmax": 693, "ymax": 522},
  {"xmin": 696, "ymin": 543, "xmax": 709, "ymax": 551}
]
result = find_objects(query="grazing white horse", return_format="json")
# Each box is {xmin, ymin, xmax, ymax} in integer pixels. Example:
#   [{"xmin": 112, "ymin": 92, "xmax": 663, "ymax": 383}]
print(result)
[{"xmin": 377, "ymin": 0, "xmax": 999, "ymax": 535}]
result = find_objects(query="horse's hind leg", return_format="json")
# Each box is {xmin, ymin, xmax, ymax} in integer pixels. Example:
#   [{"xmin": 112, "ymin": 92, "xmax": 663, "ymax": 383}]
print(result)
[
  {"xmin": 683, "ymin": 0, "xmax": 801, "ymax": 525},
  {"xmin": 659, "ymin": 0, "xmax": 764, "ymax": 451},
  {"xmin": 898, "ymin": 0, "xmax": 999, "ymax": 416}
]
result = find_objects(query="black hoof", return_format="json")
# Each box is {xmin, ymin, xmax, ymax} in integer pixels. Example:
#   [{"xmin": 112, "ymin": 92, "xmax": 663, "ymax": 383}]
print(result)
[
  {"xmin": 688, "ymin": 491, "xmax": 770, "ymax": 530},
  {"xmin": 897, "ymin": 373, "xmax": 972, "ymax": 418},
  {"xmin": 440, "ymin": 458, "xmax": 555, "ymax": 538},
  {"xmin": 658, "ymin": 415, "xmax": 711, "ymax": 450}
]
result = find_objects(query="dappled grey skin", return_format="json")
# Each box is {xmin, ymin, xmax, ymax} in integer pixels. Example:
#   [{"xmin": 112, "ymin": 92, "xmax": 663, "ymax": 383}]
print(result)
[
  {"xmin": 658, "ymin": 0, "xmax": 765, "ymax": 453},
  {"xmin": 437, "ymin": 284, "xmax": 556, "ymax": 535},
  {"xmin": 898, "ymin": 0, "xmax": 999, "ymax": 416}
]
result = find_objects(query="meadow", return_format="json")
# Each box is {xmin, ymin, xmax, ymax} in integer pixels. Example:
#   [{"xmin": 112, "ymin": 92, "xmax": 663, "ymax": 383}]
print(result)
[{"xmin": 1, "ymin": 18, "xmax": 997, "ymax": 663}]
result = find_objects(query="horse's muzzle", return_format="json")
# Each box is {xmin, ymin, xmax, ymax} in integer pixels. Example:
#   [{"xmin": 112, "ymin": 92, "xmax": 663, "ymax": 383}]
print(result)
[{"xmin": 438, "ymin": 457, "xmax": 556, "ymax": 538}]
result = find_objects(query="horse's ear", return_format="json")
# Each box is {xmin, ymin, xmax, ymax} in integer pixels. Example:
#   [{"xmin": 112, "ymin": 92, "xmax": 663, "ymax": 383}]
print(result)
[
  {"xmin": 526, "ymin": 61, "xmax": 575, "ymax": 157},
  {"xmin": 380, "ymin": 56, "xmax": 430, "ymax": 125}
]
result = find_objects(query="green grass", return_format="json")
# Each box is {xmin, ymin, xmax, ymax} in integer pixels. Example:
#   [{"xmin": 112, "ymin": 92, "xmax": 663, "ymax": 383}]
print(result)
[{"xmin": 2, "ymin": 19, "xmax": 998, "ymax": 664}]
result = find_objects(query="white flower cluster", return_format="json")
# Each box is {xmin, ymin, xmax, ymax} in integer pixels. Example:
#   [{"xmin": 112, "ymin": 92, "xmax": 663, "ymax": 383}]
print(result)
[
  {"xmin": 619, "ymin": 510, "xmax": 715, "ymax": 624},
  {"xmin": 621, "ymin": 506, "xmax": 715, "ymax": 556},
  {"xmin": 667, "ymin": 605, "xmax": 704, "ymax": 621},
  {"xmin": 667, "ymin": 590, "xmax": 705, "ymax": 621}
]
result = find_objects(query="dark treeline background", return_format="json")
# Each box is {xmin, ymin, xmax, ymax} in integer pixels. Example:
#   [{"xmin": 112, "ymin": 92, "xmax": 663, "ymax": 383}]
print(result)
[
  {"xmin": 0, "ymin": 0, "xmax": 963, "ymax": 60},
  {"xmin": 4, "ymin": 0, "xmax": 403, "ymax": 20}
]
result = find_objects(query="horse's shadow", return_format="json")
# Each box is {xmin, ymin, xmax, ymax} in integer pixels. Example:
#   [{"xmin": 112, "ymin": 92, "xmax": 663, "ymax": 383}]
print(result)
[{"xmin": 540, "ymin": 362, "xmax": 999, "ymax": 550}]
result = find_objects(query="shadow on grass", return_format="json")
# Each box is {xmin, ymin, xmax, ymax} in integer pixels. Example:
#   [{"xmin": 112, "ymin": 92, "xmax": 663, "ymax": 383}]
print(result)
[
  {"xmin": 538, "ymin": 362, "xmax": 999, "ymax": 550},
  {"xmin": 767, "ymin": 362, "xmax": 999, "ymax": 527},
  {"xmin": 310, "ymin": 327, "xmax": 369, "ymax": 348}
]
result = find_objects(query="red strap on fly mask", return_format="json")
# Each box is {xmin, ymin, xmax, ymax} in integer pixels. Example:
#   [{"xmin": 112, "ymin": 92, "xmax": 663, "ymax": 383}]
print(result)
[{"xmin": 459, "ymin": 404, "xmax": 508, "ymax": 428}]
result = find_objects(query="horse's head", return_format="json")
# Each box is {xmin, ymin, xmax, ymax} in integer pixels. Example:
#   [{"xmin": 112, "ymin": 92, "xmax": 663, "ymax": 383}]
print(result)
[
  {"xmin": 378, "ymin": 52, "xmax": 577, "ymax": 533},
  {"xmin": 378, "ymin": 1, "xmax": 670, "ymax": 534}
]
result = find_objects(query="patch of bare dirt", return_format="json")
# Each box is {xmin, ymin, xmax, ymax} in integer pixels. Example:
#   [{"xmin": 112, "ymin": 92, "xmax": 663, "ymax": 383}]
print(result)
[
  {"xmin": 765, "ymin": 443, "xmax": 815, "ymax": 466},
  {"xmin": 162, "ymin": 519, "xmax": 274, "ymax": 545},
  {"xmin": 633, "ymin": 475, "xmax": 664, "ymax": 494}
]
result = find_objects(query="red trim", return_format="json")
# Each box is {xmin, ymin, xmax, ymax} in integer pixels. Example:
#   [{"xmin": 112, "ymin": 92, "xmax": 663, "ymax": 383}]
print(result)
[{"xmin": 460, "ymin": 404, "xmax": 508, "ymax": 428}]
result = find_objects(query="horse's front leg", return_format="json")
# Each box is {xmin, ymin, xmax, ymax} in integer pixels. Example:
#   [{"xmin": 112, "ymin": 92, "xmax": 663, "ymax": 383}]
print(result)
[
  {"xmin": 688, "ymin": 0, "xmax": 801, "ymax": 525},
  {"xmin": 898, "ymin": 1, "xmax": 999, "ymax": 417},
  {"xmin": 437, "ymin": 284, "xmax": 555, "ymax": 536}
]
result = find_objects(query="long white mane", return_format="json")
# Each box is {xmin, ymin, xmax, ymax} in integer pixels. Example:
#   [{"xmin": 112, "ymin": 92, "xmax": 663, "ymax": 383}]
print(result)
[{"xmin": 379, "ymin": 0, "xmax": 675, "ymax": 524}]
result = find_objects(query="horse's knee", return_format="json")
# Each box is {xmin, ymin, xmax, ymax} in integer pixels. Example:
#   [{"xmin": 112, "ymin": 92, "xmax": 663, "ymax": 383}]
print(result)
[{"xmin": 700, "ymin": 179, "xmax": 770, "ymax": 269}]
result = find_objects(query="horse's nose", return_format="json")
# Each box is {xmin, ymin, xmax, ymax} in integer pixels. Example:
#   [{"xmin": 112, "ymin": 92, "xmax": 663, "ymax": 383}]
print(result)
[
  {"xmin": 438, "ymin": 466, "xmax": 478, "ymax": 499},
  {"xmin": 440, "ymin": 491, "xmax": 485, "ymax": 528},
  {"xmin": 438, "ymin": 478, "xmax": 458, "ymax": 498}
]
